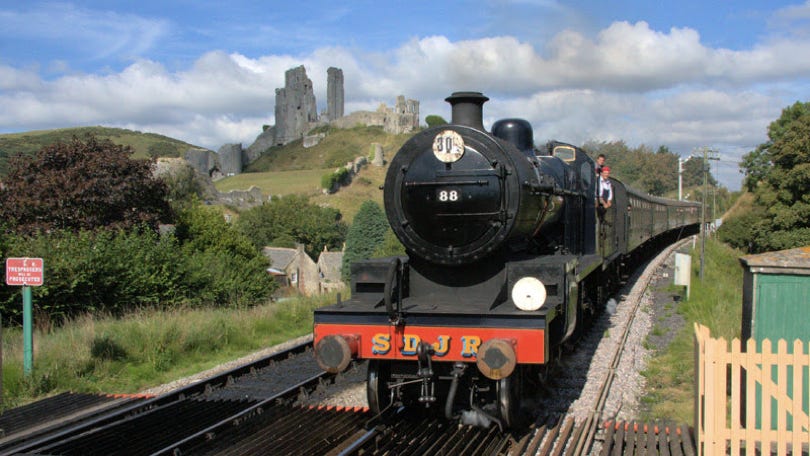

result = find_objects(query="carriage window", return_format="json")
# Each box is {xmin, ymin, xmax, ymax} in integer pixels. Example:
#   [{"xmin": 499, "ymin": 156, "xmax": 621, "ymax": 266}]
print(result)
[{"xmin": 552, "ymin": 145, "xmax": 576, "ymax": 162}]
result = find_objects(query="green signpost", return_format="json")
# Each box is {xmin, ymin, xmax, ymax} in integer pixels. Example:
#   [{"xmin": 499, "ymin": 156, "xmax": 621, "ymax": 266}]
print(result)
[{"xmin": 5, "ymin": 257, "xmax": 44, "ymax": 376}]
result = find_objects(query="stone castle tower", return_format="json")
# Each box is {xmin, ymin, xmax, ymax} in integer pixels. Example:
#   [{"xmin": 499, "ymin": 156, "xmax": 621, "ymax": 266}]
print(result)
[
  {"xmin": 326, "ymin": 67, "xmax": 344, "ymax": 122},
  {"xmin": 274, "ymin": 66, "xmax": 318, "ymax": 146}
]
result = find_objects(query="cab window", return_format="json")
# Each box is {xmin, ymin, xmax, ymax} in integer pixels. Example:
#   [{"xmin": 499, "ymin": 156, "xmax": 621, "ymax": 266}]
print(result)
[{"xmin": 552, "ymin": 145, "xmax": 576, "ymax": 162}]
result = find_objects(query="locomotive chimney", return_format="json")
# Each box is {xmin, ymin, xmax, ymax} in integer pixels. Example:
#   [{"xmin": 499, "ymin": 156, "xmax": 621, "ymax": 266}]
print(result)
[{"xmin": 445, "ymin": 91, "xmax": 489, "ymax": 130}]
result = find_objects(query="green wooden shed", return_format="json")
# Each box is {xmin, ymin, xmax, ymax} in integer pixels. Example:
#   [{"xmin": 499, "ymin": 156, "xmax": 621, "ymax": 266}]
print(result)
[
  {"xmin": 739, "ymin": 246, "xmax": 810, "ymax": 430},
  {"xmin": 740, "ymin": 246, "xmax": 810, "ymax": 342}
]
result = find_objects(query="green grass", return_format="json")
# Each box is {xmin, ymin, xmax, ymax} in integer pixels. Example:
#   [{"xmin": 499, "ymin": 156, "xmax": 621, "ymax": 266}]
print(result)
[
  {"xmin": 246, "ymin": 125, "xmax": 411, "ymax": 172},
  {"xmin": 1, "ymin": 294, "xmax": 336, "ymax": 410},
  {"xmin": 215, "ymin": 168, "xmax": 334, "ymax": 198},
  {"xmin": 310, "ymin": 165, "xmax": 388, "ymax": 222},
  {"xmin": 640, "ymin": 237, "xmax": 743, "ymax": 423}
]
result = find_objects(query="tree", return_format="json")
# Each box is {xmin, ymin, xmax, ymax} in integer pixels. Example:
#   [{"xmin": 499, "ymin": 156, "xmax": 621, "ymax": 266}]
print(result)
[
  {"xmin": 373, "ymin": 228, "xmax": 406, "ymax": 258},
  {"xmin": 425, "ymin": 115, "xmax": 448, "ymax": 127},
  {"xmin": 740, "ymin": 102, "xmax": 810, "ymax": 193},
  {"xmin": 583, "ymin": 140, "xmax": 719, "ymax": 197},
  {"xmin": 0, "ymin": 135, "xmax": 172, "ymax": 234},
  {"xmin": 341, "ymin": 200, "xmax": 388, "ymax": 281},
  {"xmin": 736, "ymin": 101, "xmax": 810, "ymax": 252},
  {"xmin": 739, "ymin": 144, "xmax": 772, "ymax": 192},
  {"xmin": 235, "ymin": 194, "xmax": 347, "ymax": 258},
  {"xmin": 636, "ymin": 145, "xmax": 679, "ymax": 196}
]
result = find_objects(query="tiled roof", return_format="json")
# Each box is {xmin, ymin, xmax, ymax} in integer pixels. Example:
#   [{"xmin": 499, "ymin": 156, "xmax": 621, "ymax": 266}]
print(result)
[{"xmin": 262, "ymin": 247, "xmax": 297, "ymax": 270}]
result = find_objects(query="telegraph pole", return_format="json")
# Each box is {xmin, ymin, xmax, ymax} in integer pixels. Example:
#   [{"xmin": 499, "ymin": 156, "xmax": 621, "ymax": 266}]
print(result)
[{"xmin": 697, "ymin": 147, "xmax": 719, "ymax": 280}]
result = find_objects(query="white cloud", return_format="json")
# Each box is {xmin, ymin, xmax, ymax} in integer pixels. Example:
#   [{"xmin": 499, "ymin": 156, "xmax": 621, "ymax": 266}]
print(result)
[{"xmin": 4, "ymin": 14, "xmax": 810, "ymax": 191}]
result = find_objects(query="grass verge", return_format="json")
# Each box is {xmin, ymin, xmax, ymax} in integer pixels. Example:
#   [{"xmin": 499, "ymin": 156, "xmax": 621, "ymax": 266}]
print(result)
[
  {"xmin": 1, "ymin": 293, "xmax": 337, "ymax": 410},
  {"xmin": 640, "ymin": 237, "xmax": 743, "ymax": 423}
]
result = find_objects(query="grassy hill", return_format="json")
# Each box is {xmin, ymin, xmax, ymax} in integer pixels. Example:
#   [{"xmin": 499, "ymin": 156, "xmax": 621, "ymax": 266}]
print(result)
[
  {"xmin": 217, "ymin": 125, "xmax": 413, "ymax": 222},
  {"xmin": 0, "ymin": 126, "xmax": 204, "ymax": 176},
  {"xmin": 0, "ymin": 124, "xmax": 413, "ymax": 223},
  {"xmin": 245, "ymin": 125, "xmax": 411, "ymax": 172}
]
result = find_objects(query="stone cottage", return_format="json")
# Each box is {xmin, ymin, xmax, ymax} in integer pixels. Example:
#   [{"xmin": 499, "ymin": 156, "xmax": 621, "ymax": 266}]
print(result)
[
  {"xmin": 317, "ymin": 249, "xmax": 345, "ymax": 294},
  {"xmin": 263, "ymin": 244, "xmax": 345, "ymax": 296},
  {"xmin": 263, "ymin": 244, "xmax": 319, "ymax": 296}
]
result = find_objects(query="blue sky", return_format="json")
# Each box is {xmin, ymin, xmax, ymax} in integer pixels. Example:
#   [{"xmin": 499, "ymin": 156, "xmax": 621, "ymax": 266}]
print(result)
[{"xmin": 2, "ymin": 1, "xmax": 810, "ymax": 190}]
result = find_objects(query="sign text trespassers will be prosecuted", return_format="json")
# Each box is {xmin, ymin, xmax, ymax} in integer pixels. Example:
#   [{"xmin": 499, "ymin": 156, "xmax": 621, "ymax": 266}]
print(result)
[{"xmin": 5, "ymin": 258, "xmax": 44, "ymax": 286}]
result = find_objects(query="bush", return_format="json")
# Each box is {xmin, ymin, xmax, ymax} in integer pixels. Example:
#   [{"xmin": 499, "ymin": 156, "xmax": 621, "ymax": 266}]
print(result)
[
  {"xmin": 425, "ymin": 115, "xmax": 448, "ymax": 127},
  {"xmin": 321, "ymin": 172, "xmax": 337, "ymax": 192},
  {"xmin": 174, "ymin": 204, "xmax": 277, "ymax": 306},
  {"xmin": 341, "ymin": 201, "xmax": 388, "ymax": 281},
  {"xmin": 160, "ymin": 163, "xmax": 206, "ymax": 209},
  {"xmin": 0, "ymin": 204, "xmax": 277, "ymax": 324},
  {"xmin": 180, "ymin": 249, "xmax": 275, "ymax": 307},
  {"xmin": 717, "ymin": 210, "xmax": 760, "ymax": 252},
  {"xmin": 0, "ymin": 229, "xmax": 186, "ymax": 321},
  {"xmin": 321, "ymin": 168, "xmax": 351, "ymax": 192}
]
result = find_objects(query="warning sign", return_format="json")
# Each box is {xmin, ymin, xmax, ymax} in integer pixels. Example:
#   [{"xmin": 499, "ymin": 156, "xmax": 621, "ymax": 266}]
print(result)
[{"xmin": 5, "ymin": 258, "xmax": 44, "ymax": 286}]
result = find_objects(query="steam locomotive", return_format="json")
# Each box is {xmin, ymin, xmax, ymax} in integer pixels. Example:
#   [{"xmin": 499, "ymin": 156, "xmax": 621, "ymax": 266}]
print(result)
[{"xmin": 313, "ymin": 92, "xmax": 700, "ymax": 427}]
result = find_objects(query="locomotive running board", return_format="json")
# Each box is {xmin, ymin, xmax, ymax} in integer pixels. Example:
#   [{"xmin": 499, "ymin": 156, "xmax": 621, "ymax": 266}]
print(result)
[{"xmin": 576, "ymin": 254, "xmax": 603, "ymax": 281}]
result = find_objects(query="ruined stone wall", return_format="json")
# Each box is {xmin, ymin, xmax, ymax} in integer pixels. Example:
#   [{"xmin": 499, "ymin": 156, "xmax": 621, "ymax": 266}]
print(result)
[
  {"xmin": 329, "ymin": 95, "xmax": 420, "ymax": 134},
  {"xmin": 387, "ymin": 95, "xmax": 419, "ymax": 133},
  {"xmin": 303, "ymin": 133, "xmax": 326, "ymax": 148},
  {"xmin": 371, "ymin": 143, "xmax": 385, "ymax": 166},
  {"xmin": 185, "ymin": 148, "xmax": 220, "ymax": 177},
  {"xmin": 217, "ymin": 186, "xmax": 265, "ymax": 208},
  {"xmin": 217, "ymin": 143, "xmax": 243, "ymax": 176},
  {"xmin": 245, "ymin": 126, "xmax": 275, "ymax": 163},
  {"xmin": 274, "ymin": 65, "xmax": 317, "ymax": 146}
]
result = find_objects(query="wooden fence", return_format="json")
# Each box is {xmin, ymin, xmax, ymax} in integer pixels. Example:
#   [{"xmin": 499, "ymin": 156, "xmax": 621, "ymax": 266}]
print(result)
[{"xmin": 694, "ymin": 323, "xmax": 810, "ymax": 455}]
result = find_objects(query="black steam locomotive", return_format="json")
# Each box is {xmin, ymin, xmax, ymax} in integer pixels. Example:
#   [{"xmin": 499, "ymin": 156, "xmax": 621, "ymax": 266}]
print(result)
[{"xmin": 313, "ymin": 92, "xmax": 700, "ymax": 427}]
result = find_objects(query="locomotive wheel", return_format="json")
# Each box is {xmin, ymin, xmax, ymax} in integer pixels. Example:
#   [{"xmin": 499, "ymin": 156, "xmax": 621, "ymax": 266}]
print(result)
[
  {"xmin": 367, "ymin": 360, "xmax": 394, "ymax": 415},
  {"xmin": 497, "ymin": 371, "xmax": 523, "ymax": 427}
]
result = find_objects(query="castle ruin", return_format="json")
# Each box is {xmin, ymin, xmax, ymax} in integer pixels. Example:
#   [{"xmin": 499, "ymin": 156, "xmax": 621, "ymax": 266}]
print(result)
[
  {"xmin": 271, "ymin": 65, "xmax": 419, "ymax": 146},
  {"xmin": 186, "ymin": 65, "xmax": 419, "ymax": 181}
]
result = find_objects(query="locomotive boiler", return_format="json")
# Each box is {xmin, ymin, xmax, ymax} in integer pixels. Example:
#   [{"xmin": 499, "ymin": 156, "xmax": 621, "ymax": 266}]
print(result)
[{"xmin": 313, "ymin": 92, "xmax": 700, "ymax": 427}]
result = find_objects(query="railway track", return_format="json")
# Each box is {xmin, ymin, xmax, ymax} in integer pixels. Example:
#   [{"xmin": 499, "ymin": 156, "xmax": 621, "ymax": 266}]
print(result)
[
  {"xmin": 507, "ymin": 238, "xmax": 698, "ymax": 455},
  {"xmin": 1, "ymin": 242, "xmax": 697, "ymax": 455},
  {"xmin": 0, "ymin": 338, "xmax": 326, "ymax": 455}
]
